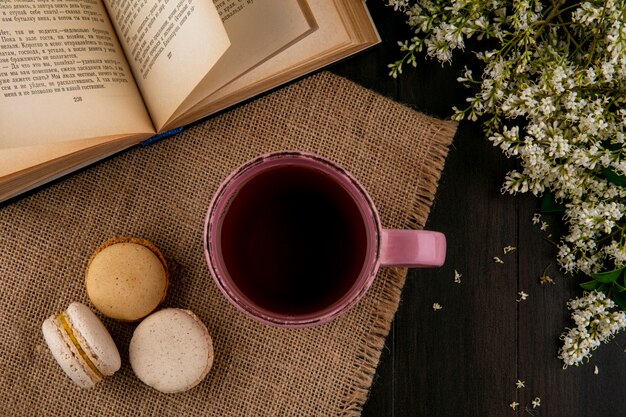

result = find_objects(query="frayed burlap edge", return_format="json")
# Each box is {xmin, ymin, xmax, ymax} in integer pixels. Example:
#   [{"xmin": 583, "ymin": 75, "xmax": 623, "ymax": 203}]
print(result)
[{"xmin": 337, "ymin": 121, "xmax": 457, "ymax": 416}]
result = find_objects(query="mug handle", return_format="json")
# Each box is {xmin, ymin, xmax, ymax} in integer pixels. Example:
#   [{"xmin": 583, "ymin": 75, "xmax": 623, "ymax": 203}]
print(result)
[{"xmin": 380, "ymin": 230, "xmax": 446, "ymax": 268}]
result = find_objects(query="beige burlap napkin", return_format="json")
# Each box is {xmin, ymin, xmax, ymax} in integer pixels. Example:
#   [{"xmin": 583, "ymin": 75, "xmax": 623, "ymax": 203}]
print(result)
[{"xmin": 0, "ymin": 72, "xmax": 456, "ymax": 416}]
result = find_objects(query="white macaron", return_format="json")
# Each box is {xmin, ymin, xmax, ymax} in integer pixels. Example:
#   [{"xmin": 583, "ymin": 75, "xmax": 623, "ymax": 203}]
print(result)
[
  {"xmin": 41, "ymin": 302, "xmax": 121, "ymax": 389},
  {"xmin": 129, "ymin": 308, "xmax": 214, "ymax": 393}
]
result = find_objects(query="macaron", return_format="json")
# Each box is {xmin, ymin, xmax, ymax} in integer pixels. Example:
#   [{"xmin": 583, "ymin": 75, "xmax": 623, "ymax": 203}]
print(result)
[
  {"xmin": 85, "ymin": 237, "xmax": 169, "ymax": 321},
  {"xmin": 41, "ymin": 302, "xmax": 121, "ymax": 389},
  {"xmin": 129, "ymin": 308, "xmax": 214, "ymax": 393}
]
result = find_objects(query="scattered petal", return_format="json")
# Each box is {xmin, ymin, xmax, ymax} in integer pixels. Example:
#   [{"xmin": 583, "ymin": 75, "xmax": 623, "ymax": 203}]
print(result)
[
  {"xmin": 509, "ymin": 401, "xmax": 519, "ymax": 410},
  {"xmin": 539, "ymin": 264, "xmax": 555, "ymax": 285},
  {"xmin": 454, "ymin": 269, "xmax": 462, "ymax": 283},
  {"xmin": 515, "ymin": 380, "xmax": 525, "ymax": 389},
  {"xmin": 594, "ymin": 365, "xmax": 599, "ymax": 375},
  {"xmin": 532, "ymin": 397, "xmax": 541, "ymax": 408},
  {"xmin": 432, "ymin": 302, "xmax": 443, "ymax": 311},
  {"xmin": 494, "ymin": 256, "xmax": 505, "ymax": 264},
  {"xmin": 540, "ymin": 221, "xmax": 549, "ymax": 231},
  {"xmin": 504, "ymin": 245, "xmax": 517, "ymax": 254},
  {"xmin": 531, "ymin": 213, "xmax": 541, "ymax": 225},
  {"xmin": 539, "ymin": 275, "xmax": 554, "ymax": 285},
  {"xmin": 517, "ymin": 291, "xmax": 529, "ymax": 302}
]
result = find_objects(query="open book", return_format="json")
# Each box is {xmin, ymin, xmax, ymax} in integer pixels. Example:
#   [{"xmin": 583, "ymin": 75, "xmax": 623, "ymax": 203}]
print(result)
[{"xmin": 0, "ymin": 0, "xmax": 379, "ymax": 202}]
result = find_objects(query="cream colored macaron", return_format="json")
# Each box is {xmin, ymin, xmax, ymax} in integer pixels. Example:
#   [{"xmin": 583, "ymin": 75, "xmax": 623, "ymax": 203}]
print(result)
[
  {"xmin": 129, "ymin": 308, "xmax": 214, "ymax": 393},
  {"xmin": 85, "ymin": 237, "xmax": 169, "ymax": 321},
  {"xmin": 41, "ymin": 302, "xmax": 121, "ymax": 389}
]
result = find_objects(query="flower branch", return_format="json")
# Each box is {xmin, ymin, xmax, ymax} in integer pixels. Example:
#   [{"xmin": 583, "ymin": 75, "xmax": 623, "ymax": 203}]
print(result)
[{"xmin": 387, "ymin": 0, "xmax": 626, "ymax": 367}]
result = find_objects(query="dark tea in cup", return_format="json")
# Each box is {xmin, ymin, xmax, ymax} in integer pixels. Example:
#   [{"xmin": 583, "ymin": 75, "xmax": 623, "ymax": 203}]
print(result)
[
  {"xmin": 219, "ymin": 162, "xmax": 368, "ymax": 316},
  {"xmin": 204, "ymin": 151, "xmax": 446, "ymax": 327}
]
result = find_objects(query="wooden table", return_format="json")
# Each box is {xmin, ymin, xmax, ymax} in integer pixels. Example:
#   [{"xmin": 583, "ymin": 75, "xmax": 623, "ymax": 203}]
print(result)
[{"xmin": 332, "ymin": 2, "xmax": 626, "ymax": 416}]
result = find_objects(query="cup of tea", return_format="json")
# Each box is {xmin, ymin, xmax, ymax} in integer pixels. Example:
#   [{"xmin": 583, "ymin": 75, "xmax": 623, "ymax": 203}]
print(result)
[{"xmin": 203, "ymin": 151, "xmax": 446, "ymax": 328}]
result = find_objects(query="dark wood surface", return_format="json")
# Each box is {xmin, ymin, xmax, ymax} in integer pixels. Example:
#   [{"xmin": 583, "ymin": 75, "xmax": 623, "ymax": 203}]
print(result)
[{"xmin": 332, "ymin": 2, "xmax": 626, "ymax": 417}]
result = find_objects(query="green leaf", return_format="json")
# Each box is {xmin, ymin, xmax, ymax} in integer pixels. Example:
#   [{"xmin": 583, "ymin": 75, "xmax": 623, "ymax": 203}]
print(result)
[
  {"xmin": 540, "ymin": 191, "xmax": 565, "ymax": 213},
  {"xmin": 613, "ymin": 280, "xmax": 626, "ymax": 292},
  {"xmin": 580, "ymin": 280, "xmax": 600, "ymax": 290},
  {"xmin": 591, "ymin": 267, "xmax": 625, "ymax": 283},
  {"xmin": 611, "ymin": 289, "xmax": 626, "ymax": 310},
  {"xmin": 602, "ymin": 167, "xmax": 626, "ymax": 187},
  {"xmin": 598, "ymin": 283, "xmax": 610, "ymax": 295}
]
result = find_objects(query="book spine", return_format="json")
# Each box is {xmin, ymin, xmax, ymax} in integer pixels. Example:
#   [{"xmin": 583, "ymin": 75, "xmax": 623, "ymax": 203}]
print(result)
[{"xmin": 141, "ymin": 128, "xmax": 184, "ymax": 147}]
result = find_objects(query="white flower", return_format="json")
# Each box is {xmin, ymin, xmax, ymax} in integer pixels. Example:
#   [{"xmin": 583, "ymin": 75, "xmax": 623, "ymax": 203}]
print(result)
[
  {"xmin": 515, "ymin": 380, "xmax": 525, "ymax": 389},
  {"xmin": 456, "ymin": 66, "xmax": 474, "ymax": 83},
  {"xmin": 586, "ymin": 67, "xmax": 597, "ymax": 83},
  {"xmin": 432, "ymin": 302, "xmax": 443, "ymax": 311},
  {"xmin": 517, "ymin": 291, "xmax": 529, "ymax": 302},
  {"xmin": 509, "ymin": 401, "xmax": 519, "ymax": 410},
  {"xmin": 558, "ymin": 291, "xmax": 626, "ymax": 367},
  {"xmin": 540, "ymin": 97, "xmax": 557, "ymax": 116},
  {"xmin": 454, "ymin": 269, "xmax": 462, "ymax": 283}
]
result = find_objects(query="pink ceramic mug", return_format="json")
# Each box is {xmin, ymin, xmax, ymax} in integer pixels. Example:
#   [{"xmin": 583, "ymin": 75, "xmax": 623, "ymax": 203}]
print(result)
[{"xmin": 203, "ymin": 151, "xmax": 446, "ymax": 328}]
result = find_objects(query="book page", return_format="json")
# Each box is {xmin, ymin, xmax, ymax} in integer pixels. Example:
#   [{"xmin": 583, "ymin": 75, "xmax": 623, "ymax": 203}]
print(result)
[
  {"xmin": 163, "ymin": 0, "xmax": 315, "ymax": 128},
  {"xmin": 175, "ymin": 0, "xmax": 380, "ymax": 126},
  {"xmin": 205, "ymin": 0, "xmax": 351, "ymax": 107},
  {"xmin": 0, "ymin": 133, "xmax": 147, "ymax": 178},
  {"xmin": 0, "ymin": 132, "xmax": 148, "ymax": 201},
  {"xmin": 0, "ymin": 0, "xmax": 155, "ymax": 150},
  {"xmin": 103, "ymin": 0, "xmax": 230, "ymax": 130}
]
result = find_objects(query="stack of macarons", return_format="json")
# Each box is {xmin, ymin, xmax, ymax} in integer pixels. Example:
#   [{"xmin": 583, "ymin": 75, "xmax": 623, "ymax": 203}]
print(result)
[{"xmin": 41, "ymin": 237, "xmax": 214, "ymax": 393}]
